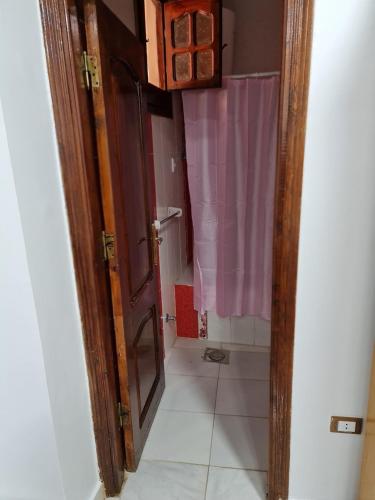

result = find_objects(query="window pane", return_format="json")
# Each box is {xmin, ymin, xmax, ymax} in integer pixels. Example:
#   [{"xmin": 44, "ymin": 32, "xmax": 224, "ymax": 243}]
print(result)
[
  {"xmin": 173, "ymin": 52, "xmax": 192, "ymax": 81},
  {"xmin": 173, "ymin": 13, "xmax": 190, "ymax": 48},
  {"xmin": 196, "ymin": 49, "xmax": 213, "ymax": 80},
  {"xmin": 195, "ymin": 11, "xmax": 213, "ymax": 45}
]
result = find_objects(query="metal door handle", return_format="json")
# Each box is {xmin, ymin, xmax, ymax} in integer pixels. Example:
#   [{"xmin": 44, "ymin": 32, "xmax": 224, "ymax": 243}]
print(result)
[{"xmin": 161, "ymin": 313, "xmax": 176, "ymax": 323}]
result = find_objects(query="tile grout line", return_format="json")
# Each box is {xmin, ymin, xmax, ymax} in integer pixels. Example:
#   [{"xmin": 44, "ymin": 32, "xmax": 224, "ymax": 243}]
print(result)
[
  {"xmin": 173, "ymin": 340, "xmax": 271, "ymax": 353},
  {"xmin": 165, "ymin": 369, "xmax": 270, "ymax": 382},
  {"xmin": 165, "ymin": 371, "xmax": 220, "ymax": 379},
  {"xmin": 158, "ymin": 407, "xmax": 270, "ymax": 420},
  {"xmin": 141, "ymin": 457, "xmax": 268, "ymax": 473},
  {"xmin": 218, "ymin": 375, "xmax": 270, "ymax": 382},
  {"xmin": 204, "ymin": 366, "xmax": 220, "ymax": 500},
  {"xmin": 166, "ymin": 370, "xmax": 270, "ymax": 382}
]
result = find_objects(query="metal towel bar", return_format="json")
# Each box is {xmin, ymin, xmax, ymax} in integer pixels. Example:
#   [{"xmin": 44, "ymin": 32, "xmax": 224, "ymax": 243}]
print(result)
[{"xmin": 154, "ymin": 207, "xmax": 182, "ymax": 230}]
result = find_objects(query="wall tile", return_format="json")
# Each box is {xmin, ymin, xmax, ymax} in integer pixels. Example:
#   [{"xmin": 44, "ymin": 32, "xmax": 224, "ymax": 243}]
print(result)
[
  {"xmin": 207, "ymin": 312, "xmax": 231, "ymax": 342},
  {"xmin": 230, "ymin": 316, "xmax": 255, "ymax": 345},
  {"xmin": 151, "ymin": 107, "xmax": 188, "ymax": 357},
  {"xmin": 254, "ymin": 317, "xmax": 271, "ymax": 347}
]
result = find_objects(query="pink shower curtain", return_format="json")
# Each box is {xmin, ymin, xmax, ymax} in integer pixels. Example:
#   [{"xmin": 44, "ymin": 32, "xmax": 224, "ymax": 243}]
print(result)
[{"xmin": 182, "ymin": 76, "xmax": 279, "ymax": 320}]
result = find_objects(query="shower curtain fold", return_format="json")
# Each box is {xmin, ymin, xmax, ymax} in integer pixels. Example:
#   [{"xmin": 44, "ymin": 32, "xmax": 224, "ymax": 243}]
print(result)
[{"xmin": 182, "ymin": 76, "xmax": 279, "ymax": 320}]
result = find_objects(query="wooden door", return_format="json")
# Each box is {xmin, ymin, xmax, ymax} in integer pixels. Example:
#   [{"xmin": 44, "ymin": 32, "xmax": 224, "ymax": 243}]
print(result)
[
  {"xmin": 84, "ymin": 0, "xmax": 165, "ymax": 471},
  {"xmin": 359, "ymin": 349, "xmax": 375, "ymax": 499}
]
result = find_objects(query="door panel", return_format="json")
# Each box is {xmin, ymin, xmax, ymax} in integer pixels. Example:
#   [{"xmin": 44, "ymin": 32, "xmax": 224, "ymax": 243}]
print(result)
[
  {"xmin": 111, "ymin": 62, "xmax": 153, "ymax": 297},
  {"xmin": 134, "ymin": 306, "xmax": 160, "ymax": 423},
  {"xmin": 84, "ymin": 0, "xmax": 165, "ymax": 471}
]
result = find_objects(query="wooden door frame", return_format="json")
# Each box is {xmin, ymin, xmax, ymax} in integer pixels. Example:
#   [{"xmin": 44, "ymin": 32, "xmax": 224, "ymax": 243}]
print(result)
[
  {"xmin": 39, "ymin": 0, "xmax": 313, "ymax": 498},
  {"xmin": 269, "ymin": 1, "xmax": 313, "ymax": 498}
]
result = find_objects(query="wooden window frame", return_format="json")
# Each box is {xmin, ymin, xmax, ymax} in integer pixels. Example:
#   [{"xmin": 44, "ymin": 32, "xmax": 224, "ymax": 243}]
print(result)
[
  {"xmin": 39, "ymin": 0, "xmax": 313, "ymax": 498},
  {"xmin": 136, "ymin": 0, "xmax": 222, "ymax": 90}
]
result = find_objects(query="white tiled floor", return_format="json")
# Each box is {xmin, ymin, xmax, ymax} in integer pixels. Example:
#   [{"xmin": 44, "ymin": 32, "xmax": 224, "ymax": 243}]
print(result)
[
  {"xmin": 123, "ymin": 461, "xmax": 208, "ymax": 500},
  {"xmin": 119, "ymin": 343, "xmax": 270, "ymax": 500},
  {"xmin": 161, "ymin": 374, "xmax": 217, "ymax": 413},
  {"xmin": 142, "ymin": 410, "xmax": 214, "ymax": 465},
  {"xmin": 166, "ymin": 347, "xmax": 220, "ymax": 378},
  {"xmin": 206, "ymin": 467, "xmax": 267, "ymax": 500},
  {"xmin": 216, "ymin": 378, "xmax": 269, "ymax": 417}
]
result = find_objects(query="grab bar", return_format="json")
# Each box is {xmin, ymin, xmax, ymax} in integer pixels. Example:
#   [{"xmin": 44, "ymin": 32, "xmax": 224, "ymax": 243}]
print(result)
[{"xmin": 154, "ymin": 207, "xmax": 182, "ymax": 230}]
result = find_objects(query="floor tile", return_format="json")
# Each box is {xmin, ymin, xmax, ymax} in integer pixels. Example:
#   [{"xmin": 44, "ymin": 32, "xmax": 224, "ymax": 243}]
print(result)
[
  {"xmin": 215, "ymin": 379, "xmax": 269, "ymax": 417},
  {"xmin": 205, "ymin": 467, "xmax": 267, "ymax": 500},
  {"xmin": 142, "ymin": 410, "xmax": 214, "ymax": 465},
  {"xmin": 219, "ymin": 351, "xmax": 270, "ymax": 380},
  {"xmin": 221, "ymin": 343, "xmax": 270, "ymax": 353},
  {"xmin": 161, "ymin": 374, "xmax": 217, "ymax": 413},
  {"xmin": 210, "ymin": 415, "xmax": 268, "ymax": 470},
  {"xmin": 173, "ymin": 337, "xmax": 222, "ymax": 350},
  {"xmin": 121, "ymin": 460, "xmax": 208, "ymax": 500},
  {"xmin": 166, "ymin": 348, "xmax": 220, "ymax": 378}
]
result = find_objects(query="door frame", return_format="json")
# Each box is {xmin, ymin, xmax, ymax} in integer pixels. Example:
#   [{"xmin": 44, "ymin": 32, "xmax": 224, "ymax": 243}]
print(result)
[{"xmin": 39, "ymin": 0, "xmax": 314, "ymax": 498}]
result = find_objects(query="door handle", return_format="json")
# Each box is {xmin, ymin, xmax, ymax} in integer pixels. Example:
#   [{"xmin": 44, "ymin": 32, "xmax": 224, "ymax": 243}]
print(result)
[{"xmin": 161, "ymin": 313, "xmax": 176, "ymax": 323}]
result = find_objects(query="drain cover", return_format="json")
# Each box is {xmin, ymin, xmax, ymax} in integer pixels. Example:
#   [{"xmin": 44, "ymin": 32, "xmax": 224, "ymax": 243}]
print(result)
[{"xmin": 203, "ymin": 348, "xmax": 230, "ymax": 365}]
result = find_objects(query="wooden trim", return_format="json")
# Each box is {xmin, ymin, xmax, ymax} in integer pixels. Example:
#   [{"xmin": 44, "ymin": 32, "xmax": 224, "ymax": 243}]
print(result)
[
  {"xmin": 269, "ymin": 0, "xmax": 314, "ymax": 498},
  {"xmin": 39, "ymin": 0, "xmax": 125, "ymax": 495},
  {"xmin": 39, "ymin": 0, "xmax": 314, "ymax": 496},
  {"xmin": 163, "ymin": 0, "xmax": 222, "ymax": 90}
]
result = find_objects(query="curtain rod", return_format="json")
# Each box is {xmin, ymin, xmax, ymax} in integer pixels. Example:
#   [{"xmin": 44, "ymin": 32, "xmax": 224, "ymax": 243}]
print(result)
[{"xmin": 224, "ymin": 71, "xmax": 280, "ymax": 79}]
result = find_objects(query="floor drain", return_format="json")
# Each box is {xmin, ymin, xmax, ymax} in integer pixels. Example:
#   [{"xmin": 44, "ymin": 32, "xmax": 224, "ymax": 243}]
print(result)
[{"xmin": 203, "ymin": 348, "xmax": 230, "ymax": 365}]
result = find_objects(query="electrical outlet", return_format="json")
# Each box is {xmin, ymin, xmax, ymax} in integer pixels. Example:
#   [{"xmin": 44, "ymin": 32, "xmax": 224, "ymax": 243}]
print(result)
[
  {"xmin": 337, "ymin": 420, "xmax": 356, "ymax": 433},
  {"xmin": 330, "ymin": 416, "xmax": 363, "ymax": 434}
]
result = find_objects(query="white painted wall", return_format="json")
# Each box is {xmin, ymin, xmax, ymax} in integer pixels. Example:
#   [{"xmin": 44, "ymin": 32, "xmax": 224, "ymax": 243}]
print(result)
[
  {"xmin": 0, "ymin": 2, "xmax": 101, "ymax": 500},
  {"xmin": 290, "ymin": 1, "xmax": 375, "ymax": 499},
  {"xmin": 0, "ymin": 99, "xmax": 66, "ymax": 500},
  {"xmin": 223, "ymin": 0, "xmax": 283, "ymax": 74}
]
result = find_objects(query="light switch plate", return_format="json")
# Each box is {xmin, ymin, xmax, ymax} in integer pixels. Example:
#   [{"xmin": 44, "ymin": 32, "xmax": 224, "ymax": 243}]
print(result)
[{"xmin": 330, "ymin": 416, "xmax": 363, "ymax": 435}]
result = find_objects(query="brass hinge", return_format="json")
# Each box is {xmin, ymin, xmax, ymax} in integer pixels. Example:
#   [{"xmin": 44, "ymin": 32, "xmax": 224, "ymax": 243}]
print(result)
[
  {"xmin": 102, "ymin": 231, "xmax": 115, "ymax": 261},
  {"xmin": 118, "ymin": 402, "xmax": 129, "ymax": 428},
  {"xmin": 81, "ymin": 51, "xmax": 100, "ymax": 90}
]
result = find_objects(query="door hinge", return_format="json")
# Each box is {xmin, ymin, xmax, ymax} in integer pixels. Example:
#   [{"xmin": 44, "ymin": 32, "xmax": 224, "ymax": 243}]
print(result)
[
  {"xmin": 81, "ymin": 51, "xmax": 100, "ymax": 90},
  {"xmin": 102, "ymin": 231, "xmax": 115, "ymax": 261},
  {"xmin": 118, "ymin": 402, "xmax": 129, "ymax": 428}
]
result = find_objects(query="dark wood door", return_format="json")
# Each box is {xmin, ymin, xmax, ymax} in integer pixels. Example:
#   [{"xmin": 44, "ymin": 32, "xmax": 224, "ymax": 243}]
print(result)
[{"xmin": 84, "ymin": 0, "xmax": 165, "ymax": 471}]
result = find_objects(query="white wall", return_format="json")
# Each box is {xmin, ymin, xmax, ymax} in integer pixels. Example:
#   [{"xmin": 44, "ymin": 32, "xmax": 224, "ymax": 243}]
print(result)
[
  {"xmin": 0, "ymin": 99, "xmax": 66, "ymax": 500},
  {"xmin": 290, "ymin": 1, "xmax": 375, "ymax": 499},
  {"xmin": 0, "ymin": 2, "xmax": 101, "ymax": 500},
  {"xmin": 152, "ymin": 97, "xmax": 188, "ymax": 355},
  {"xmin": 223, "ymin": 0, "xmax": 283, "ymax": 74}
]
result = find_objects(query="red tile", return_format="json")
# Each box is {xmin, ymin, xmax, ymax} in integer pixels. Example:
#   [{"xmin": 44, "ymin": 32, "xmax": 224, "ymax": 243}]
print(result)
[{"xmin": 175, "ymin": 285, "xmax": 198, "ymax": 338}]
